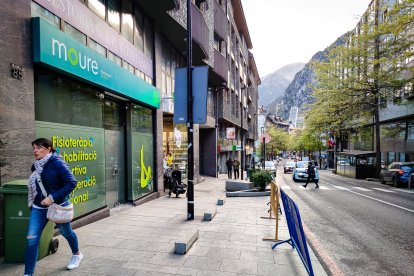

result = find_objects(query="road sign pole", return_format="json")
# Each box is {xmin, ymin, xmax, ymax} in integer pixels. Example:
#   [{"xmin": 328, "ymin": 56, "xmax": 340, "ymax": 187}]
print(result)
[{"xmin": 186, "ymin": 0, "xmax": 194, "ymax": 220}]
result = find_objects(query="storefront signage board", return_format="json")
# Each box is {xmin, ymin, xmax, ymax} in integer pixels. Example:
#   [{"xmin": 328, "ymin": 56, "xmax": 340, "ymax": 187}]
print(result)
[
  {"xmin": 33, "ymin": 0, "xmax": 152, "ymax": 78},
  {"xmin": 32, "ymin": 17, "xmax": 160, "ymax": 109}
]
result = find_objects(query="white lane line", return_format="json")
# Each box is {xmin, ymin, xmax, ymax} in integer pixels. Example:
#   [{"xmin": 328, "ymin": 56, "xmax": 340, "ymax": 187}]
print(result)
[
  {"xmin": 318, "ymin": 186, "xmax": 330, "ymax": 190},
  {"xmin": 298, "ymin": 185, "xmax": 307, "ymax": 189},
  {"xmin": 281, "ymin": 185, "xmax": 291, "ymax": 190},
  {"xmin": 352, "ymin": 187, "xmax": 372, "ymax": 192},
  {"xmin": 320, "ymin": 180, "xmax": 414, "ymax": 213},
  {"xmin": 391, "ymin": 188, "xmax": 414, "ymax": 194},
  {"xmin": 372, "ymin": 188, "xmax": 395, "ymax": 193},
  {"xmin": 333, "ymin": 185, "xmax": 351, "ymax": 191}
]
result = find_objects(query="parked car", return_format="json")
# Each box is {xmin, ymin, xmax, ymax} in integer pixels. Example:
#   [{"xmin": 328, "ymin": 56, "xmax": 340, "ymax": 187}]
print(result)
[
  {"xmin": 284, "ymin": 161, "xmax": 296, "ymax": 173},
  {"xmin": 292, "ymin": 161, "xmax": 320, "ymax": 182},
  {"xmin": 264, "ymin": 161, "xmax": 277, "ymax": 176},
  {"xmin": 380, "ymin": 162, "xmax": 414, "ymax": 187}
]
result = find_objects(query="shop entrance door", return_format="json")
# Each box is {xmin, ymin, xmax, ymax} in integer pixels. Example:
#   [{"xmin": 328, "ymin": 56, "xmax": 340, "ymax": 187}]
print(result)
[{"xmin": 104, "ymin": 98, "xmax": 126, "ymax": 208}]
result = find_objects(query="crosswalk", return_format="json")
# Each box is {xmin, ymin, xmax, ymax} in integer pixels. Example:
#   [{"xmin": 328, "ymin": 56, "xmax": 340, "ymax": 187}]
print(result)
[{"xmin": 280, "ymin": 184, "xmax": 414, "ymax": 195}]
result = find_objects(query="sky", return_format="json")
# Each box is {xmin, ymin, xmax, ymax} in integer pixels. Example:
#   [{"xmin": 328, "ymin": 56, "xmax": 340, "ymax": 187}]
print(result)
[{"xmin": 241, "ymin": 0, "xmax": 373, "ymax": 77}]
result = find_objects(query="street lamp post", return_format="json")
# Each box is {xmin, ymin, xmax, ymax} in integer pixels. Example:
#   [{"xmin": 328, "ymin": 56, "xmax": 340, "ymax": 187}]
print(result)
[
  {"xmin": 186, "ymin": 0, "xmax": 194, "ymax": 220},
  {"xmin": 240, "ymin": 88, "xmax": 245, "ymax": 180},
  {"xmin": 261, "ymin": 126, "xmax": 265, "ymax": 169}
]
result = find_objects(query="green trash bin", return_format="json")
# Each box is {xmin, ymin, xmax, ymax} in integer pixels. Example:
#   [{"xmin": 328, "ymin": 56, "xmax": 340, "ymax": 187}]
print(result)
[{"xmin": 0, "ymin": 180, "xmax": 59, "ymax": 262}]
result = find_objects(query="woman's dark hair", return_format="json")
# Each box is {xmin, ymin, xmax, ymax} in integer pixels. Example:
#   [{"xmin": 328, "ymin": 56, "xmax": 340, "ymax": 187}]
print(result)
[{"xmin": 31, "ymin": 138, "xmax": 56, "ymax": 153}]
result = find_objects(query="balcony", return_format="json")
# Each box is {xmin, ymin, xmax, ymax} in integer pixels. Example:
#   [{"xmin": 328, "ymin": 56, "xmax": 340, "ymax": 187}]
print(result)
[
  {"xmin": 191, "ymin": 4, "xmax": 209, "ymax": 62},
  {"xmin": 214, "ymin": 0, "xmax": 228, "ymax": 40},
  {"xmin": 209, "ymin": 49, "xmax": 227, "ymax": 85},
  {"xmin": 139, "ymin": 0, "xmax": 178, "ymax": 20},
  {"xmin": 165, "ymin": 1, "xmax": 209, "ymax": 64}
]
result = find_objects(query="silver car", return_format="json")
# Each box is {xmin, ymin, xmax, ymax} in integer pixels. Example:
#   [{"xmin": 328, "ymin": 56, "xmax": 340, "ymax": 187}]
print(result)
[{"xmin": 264, "ymin": 161, "xmax": 277, "ymax": 176}]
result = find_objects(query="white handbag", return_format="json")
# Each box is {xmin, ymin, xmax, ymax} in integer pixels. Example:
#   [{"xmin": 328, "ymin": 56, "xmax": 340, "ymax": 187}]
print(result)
[{"xmin": 37, "ymin": 178, "xmax": 74, "ymax": 223}]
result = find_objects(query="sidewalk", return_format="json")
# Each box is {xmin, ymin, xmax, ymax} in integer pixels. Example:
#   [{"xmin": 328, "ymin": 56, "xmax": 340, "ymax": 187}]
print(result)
[{"xmin": 1, "ymin": 174, "xmax": 327, "ymax": 276}]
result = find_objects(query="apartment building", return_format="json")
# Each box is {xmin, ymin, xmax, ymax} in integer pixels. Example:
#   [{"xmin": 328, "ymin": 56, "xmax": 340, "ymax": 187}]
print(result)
[
  {"xmin": 0, "ymin": 0, "xmax": 260, "ymax": 253},
  {"xmin": 333, "ymin": 0, "xmax": 413, "ymax": 177}
]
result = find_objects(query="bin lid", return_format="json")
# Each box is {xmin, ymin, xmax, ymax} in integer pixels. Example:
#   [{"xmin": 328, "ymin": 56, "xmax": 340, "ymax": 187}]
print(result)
[{"xmin": 1, "ymin": 179, "xmax": 28, "ymax": 190}]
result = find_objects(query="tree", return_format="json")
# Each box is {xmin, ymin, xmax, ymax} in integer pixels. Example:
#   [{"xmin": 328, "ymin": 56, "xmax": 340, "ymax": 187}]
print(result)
[
  {"xmin": 310, "ymin": 0, "xmax": 414, "ymax": 177},
  {"xmin": 266, "ymin": 126, "xmax": 290, "ymax": 157}
]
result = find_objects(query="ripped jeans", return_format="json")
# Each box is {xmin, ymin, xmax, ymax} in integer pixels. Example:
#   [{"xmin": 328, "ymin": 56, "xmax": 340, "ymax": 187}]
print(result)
[{"xmin": 24, "ymin": 207, "xmax": 79, "ymax": 275}]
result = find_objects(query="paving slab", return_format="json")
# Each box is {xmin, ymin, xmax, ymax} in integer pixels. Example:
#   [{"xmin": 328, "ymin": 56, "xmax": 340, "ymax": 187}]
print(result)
[{"xmin": 0, "ymin": 174, "xmax": 328, "ymax": 276}]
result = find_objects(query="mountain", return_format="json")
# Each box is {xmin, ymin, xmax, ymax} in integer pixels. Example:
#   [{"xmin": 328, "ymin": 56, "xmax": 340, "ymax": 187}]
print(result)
[
  {"xmin": 273, "ymin": 62, "xmax": 306, "ymax": 82},
  {"xmin": 258, "ymin": 63, "xmax": 305, "ymax": 107},
  {"xmin": 266, "ymin": 34, "xmax": 348, "ymax": 121}
]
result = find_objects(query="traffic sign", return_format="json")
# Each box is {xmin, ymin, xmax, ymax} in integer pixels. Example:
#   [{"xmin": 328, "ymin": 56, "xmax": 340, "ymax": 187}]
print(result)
[{"xmin": 260, "ymin": 133, "xmax": 271, "ymax": 144}]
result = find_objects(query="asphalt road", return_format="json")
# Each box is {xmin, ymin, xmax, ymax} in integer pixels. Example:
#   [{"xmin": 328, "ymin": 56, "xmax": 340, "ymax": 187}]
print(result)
[{"xmin": 278, "ymin": 166, "xmax": 414, "ymax": 276}]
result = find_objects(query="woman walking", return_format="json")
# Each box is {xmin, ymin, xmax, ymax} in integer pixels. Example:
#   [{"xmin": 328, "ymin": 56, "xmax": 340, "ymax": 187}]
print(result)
[{"xmin": 24, "ymin": 138, "xmax": 83, "ymax": 275}]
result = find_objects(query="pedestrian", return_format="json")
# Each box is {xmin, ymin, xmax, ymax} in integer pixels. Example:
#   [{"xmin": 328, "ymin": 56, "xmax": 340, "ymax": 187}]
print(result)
[
  {"xmin": 303, "ymin": 162, "xmax": 319, "ymax": 188},
  {"xmin": 226, "ymin": 157, "xmax": 233, "ymax": 179},
  {"xmin": 25, "ymin": 138, "xmax": 83, "ymax": 276},
  {"xmin": 233, "ymin": 158, "xmax": 240, "ymax": 179}
]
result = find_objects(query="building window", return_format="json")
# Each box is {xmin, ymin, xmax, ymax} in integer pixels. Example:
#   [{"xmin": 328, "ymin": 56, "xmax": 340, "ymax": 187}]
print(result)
[
  {"xmin": 88, "ymin": 0, "xmax": 106, "ymax": 21},
  {"xmin": 88, "ymin": 39, "xmax": 106, "ymax": 56},
  {"xmin": 31, "ymin": 1, "xmax": 60, "ymax": 28},
  {"xmin": 121, "ymin": 0, "xmax": 134, "ymax": 43},
  {"xmin": 64, "ymin": 23, "xmax": 87, "ymax": 45},
  {"xmin": 108, "ymin": 51, "xmax": 122, "ymax": 67},
  {"xmin": 107, "ymin": 0, "xmax": 121, "ymax": 32},
  {"xmin": 134, "ymin": 8, "xmax": 144, "ymax": 52},
  {"xmin": 143, "ymin": 18, "xmax": 153, "ymax": 58}
]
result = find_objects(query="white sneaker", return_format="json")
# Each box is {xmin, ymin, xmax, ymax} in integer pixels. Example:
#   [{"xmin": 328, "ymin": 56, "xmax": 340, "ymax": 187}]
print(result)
[{"xmin": 67, "ymin": 253, "xmax": 83, "ymax": 270}]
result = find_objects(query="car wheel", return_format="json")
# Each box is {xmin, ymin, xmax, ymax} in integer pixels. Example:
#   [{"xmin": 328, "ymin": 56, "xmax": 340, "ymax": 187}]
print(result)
[
  {"xmin": 284, "ymin": 169, "xmax": 286, "ymax": 173},
  {"xmin": 380, "ymin": 176, "xmax": 386, "ymax": 184},
  {"xmin": 293, "ymin": 176, "xmax": 297, "ymax": 182}
]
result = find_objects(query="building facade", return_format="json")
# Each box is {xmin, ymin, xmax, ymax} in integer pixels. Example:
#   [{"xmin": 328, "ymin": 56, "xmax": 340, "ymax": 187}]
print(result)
[
  {"xmin": 333, "ymin": 0, "xmax": 413, "ymax": 177},
  {"xmin": 0, "ymin": 0, "xmax": 259, "ymax": 253}
]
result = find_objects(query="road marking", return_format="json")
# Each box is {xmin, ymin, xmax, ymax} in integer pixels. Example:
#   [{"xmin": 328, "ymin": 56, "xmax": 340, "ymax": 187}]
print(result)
[
  {"xmin": 352, "ymin": 187, "xmax": 372, "ymax": 192},
  {"xmin": 372, "ymin": 188, "xmax": 395, "ymax": 193},
  {"xmin": 298, "ymin": 185, "xmax": 307, "ymax": 189},
  {"xmin": 333, "ymin": 185, "xmax": 350, "ymax": 191},
  {"xmin": 391, "ymin": 188, "xmax": 414, "ymax": 194},
  {"xmin": 318, "ymin": 180, "xmax": 414, "ymax": 213},
  {"xmin": 281, "ymin": 185, "xmax": 291, "ymax": 189},
  {"xmin": 318, "ymin": 186, "xmax": 330, "ymax": 190}
]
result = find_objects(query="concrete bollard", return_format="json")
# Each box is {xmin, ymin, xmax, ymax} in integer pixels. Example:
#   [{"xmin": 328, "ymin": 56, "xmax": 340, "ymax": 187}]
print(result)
[
  {"xmin": 204, "ymin": 207, "xmax": 217, "ymax": 221},
  {"xmin": 175, "ymin": 229, "xmax": 199, "ymax": 255}
]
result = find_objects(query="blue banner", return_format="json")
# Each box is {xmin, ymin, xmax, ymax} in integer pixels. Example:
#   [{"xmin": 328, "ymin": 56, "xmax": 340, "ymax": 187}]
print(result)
[
  {"xmin": 173, "ymin": 66, "xmax": 209, "ymax": 124},
  {"xmin": 272, "ymin": 189, "xmax": 314, "ymax": 276}
]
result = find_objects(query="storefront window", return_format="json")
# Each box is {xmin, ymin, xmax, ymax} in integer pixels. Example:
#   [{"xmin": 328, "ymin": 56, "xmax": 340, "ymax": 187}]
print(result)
[
  {"xmin": 163, "ymin": 124, "xmax": 188, "ymax": 179},
  {"xmin": 131, "ymin": 104, "xmax": 154, "ymax": 199},
  {"xmin": 34, "ymin": 70, "xmax": 105, "ymax": 216},
  {"xmin": 34, "ymin": 70, "xmax": 103, "ymax": 128}
]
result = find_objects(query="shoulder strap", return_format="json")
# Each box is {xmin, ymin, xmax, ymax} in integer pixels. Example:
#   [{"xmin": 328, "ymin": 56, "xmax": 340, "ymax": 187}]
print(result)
[{"xmin": 37, "ymin": 175, "xmax": 48, "ymax": 197}]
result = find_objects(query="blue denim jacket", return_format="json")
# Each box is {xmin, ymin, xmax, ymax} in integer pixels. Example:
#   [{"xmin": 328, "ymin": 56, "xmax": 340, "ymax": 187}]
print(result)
[{"xmin": 32, "ymin": 153, "xmax": 77, "ymax": 206}]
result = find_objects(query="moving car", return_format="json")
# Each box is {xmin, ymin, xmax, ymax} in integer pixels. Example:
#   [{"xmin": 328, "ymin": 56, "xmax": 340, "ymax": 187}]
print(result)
[
  {"xmin": 292, "ymin": 161, "xmax": 320, "ymax": 182},
  {"xmin": 380, "ymin": 162, "xmax": 414, "ymax": 187},
  {"xmin": 284, "ymin": 161, "xmax": 296, "ymax": 173},
  {"xmin": 264, "ymin": 161, "xmax": 277, "ymax": 176}
]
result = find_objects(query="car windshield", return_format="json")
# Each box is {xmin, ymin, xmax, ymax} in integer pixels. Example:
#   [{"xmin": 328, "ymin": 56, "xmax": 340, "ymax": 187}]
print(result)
[
  {"xmin": 286, "ymin": 162, "xmax": 295, "ymax": 167},
  {"xmin": 296, "ymin": 161, "xmax": 309, "ymax": 168}
]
